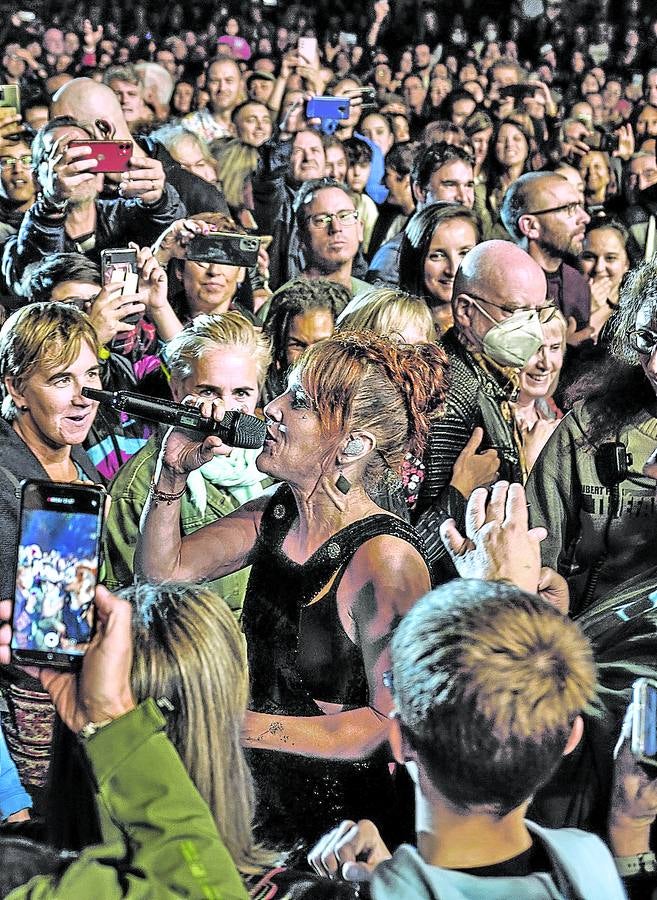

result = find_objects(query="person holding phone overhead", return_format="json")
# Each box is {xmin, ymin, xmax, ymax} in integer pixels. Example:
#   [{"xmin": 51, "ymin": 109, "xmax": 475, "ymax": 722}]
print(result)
[
  {"xmin": 0, "ymin": 301, "xmax": 101, "ymax": 811},
  {"xmin": 2, "ymin": 115, "xmax": 184, "ymax": 297}
]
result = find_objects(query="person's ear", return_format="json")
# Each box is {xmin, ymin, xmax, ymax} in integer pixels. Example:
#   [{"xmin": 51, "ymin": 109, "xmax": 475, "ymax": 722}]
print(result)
[
  {"xmin": 236, "ymin": 265, "xmax": 246, "ymax": 285},
  {"xmin": 4, "ymin": 376, "xmax": 26, "ymax": 410},
  {"xmin": 518, "ymin": 213, "xmax": 540, "ymax": 240},
  {"xmin": 412, "ymin": 179, "xmax": 425, "ymax": 204},
  {"xmin": 336, "ymin": 429, "xmax": 376, "ymax": 465},
  {"xmin": 563, "ymin": 715, "xmax": 584, "ymax": 756},
  {"xmin": 453, "ymin": 292, "xmax": 474, "ymax": 329},
  {"xmin": 389, "ymin": 712, "xmax": 405, "ymax": 765}
]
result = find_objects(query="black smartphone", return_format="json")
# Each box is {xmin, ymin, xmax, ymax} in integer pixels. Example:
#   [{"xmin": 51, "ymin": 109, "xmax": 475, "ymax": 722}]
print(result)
[
  {"xmin": 187, "ymin": 232, "xmax": 260, "ymax": 268},
  {"xmin": 100, "ymin": 247, "xmax": 140, "ymax": 325},
  {"xmin": 631, "ymin": 677, "xmax": 657, "ymax": 767},
  {"xmin": 11, "ymin": 480, "xmax": 104, "ymax": 670},
  {"xmin": 499, "ymin": 84, "xmax": 534, "ymax": 101}
]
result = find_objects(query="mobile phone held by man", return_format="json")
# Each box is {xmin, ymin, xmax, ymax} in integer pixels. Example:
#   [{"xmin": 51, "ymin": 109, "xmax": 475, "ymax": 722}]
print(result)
[
  {"xmin": 11, "ymin": 480, "xmax": 104, "ymax": 670},
  {"xmin": 68, "ymin": 139, "xmax": 132, "ymax": 173}
]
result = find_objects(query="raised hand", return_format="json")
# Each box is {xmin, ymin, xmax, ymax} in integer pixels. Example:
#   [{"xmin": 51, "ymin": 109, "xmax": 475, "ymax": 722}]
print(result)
[{"xmin": 440, "ymin": 480, "xmax": 547, "ymax": 593}]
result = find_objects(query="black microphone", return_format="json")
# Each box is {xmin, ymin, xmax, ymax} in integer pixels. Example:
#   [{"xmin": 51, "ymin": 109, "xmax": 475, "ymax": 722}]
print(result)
[{"xmin": 82, "ymin": 388, "xmax": 266, "ymax": 449}]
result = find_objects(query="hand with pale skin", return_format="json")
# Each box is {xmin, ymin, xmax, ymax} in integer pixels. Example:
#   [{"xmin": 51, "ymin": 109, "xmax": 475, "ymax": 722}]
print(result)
[
  {"xmin": 152, "ymin": 217, "xmax": 213, "ymax": 266},
  {"xmin": 0, "ymin": 114, "xmax": 26, "ymax": 142},
  {"xmin": 612, "ymin": 123, "xmax": 635, "ymax": 162},
  {"xmin": 566, "ymin": 316, "xmax": 595, "ymax": 348},
  {"xmin": 157, "ymin": 396, "xmax": 233, "ymax": 487},
  {"xmin": 609, "ymin": 703, "xmax": 657, "ymax": 856},
  {"xmin": 308, "ymin": 819, "xmax": 392, "ymax": 882},
  {"xmin": 373, "ymin": 0, "xmax": 390, "ymax": 23},
  {"xmin": 440, "ymin": 481, "xmax": 547, "ymax": 594},
  {"xmin": 119, "ymin": 155, "xmax": 165, "ymax": 205},
  {"xmin": 86, "ymin": 282, "xmax": 146, "ymax": 344},
  {"xmin": 82, "ymin": 19, "xmax": 103, "ymax": 49},
  {"xmin": 517, "ymin": 415, "xmax": 559, "ymax": 474},
  {"xmin": 131, "ymin": 242, "xmax": 184, "ymax": 341},
  {"xmin": 0, "ymin": 588, "xmax": 135, "ymax": 732},
  {"xmin": 39, "ymin": 136, "xmax": 99, "ymax": 204},
  {"xmin": 449, "ymin": 426, "xmax": 500, "ymax": 498},
  {"xmin": 525, "ymin": 80, "xmax": 557, "ymax": 117}
]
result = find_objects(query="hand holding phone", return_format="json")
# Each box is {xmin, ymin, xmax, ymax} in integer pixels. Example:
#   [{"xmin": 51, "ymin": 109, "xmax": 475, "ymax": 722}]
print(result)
[
  {"xmin": 38, "ymin": 585, "xmax": 135, "ymax": 734},
  {"xmin": 11, "ymin": 480, "xmax": 105, "ymax": 670},
  {"xmin": 101, "ymin": 248, "xmax": 141, "ymax": 326},
  {"xmin": 86, "ymin": 282, "xmax": 146, "ymax": 344},
  {"xmin": 118, "ymin": 154, "xmax": 164, "ymax": 204}
]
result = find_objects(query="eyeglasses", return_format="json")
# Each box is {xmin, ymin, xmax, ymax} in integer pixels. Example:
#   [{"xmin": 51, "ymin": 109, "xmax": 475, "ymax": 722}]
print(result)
[
  {"xmin": 0, "ymin": 155, "xmax": 32, "ymax": 169},
  {"xmin": 307, "ymin": 209, "xmax": 359, "ymax": 230},
  {"xmin": 628, "ymin": 328, "xmax": 657, "ymax": 355},
  {"xmin": 526, "ymin": 201, "xmax": 584, "ymax": 217},
  {"xmin": 466, "ymin": 292, "xmax": 558, "ymax": 322}
]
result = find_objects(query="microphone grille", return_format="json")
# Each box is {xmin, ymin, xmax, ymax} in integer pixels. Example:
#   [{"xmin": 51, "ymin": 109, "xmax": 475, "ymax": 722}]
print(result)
[{"xmin": 229, "ymin": 411, "xmax": 267, "ymax": 449}]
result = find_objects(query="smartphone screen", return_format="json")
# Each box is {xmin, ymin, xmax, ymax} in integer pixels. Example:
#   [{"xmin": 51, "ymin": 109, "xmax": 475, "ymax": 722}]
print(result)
[
  {"xmin": 12, "ymin": 481, "xmax": 104, "ymax": 669},
  {"xmin": 632, "ymin": 677, "xmax": 657, "ymax": 766},
  {"xmin": 186, "ymin": 233, "xmax": 260, "ymax": 268},
  {"xmin": 68, "ymin": 140, "xmax": 132, "ymax": 173},
  {"xmin": 101, "ymin": 248, "xmax": 140, "ymax": 323}
]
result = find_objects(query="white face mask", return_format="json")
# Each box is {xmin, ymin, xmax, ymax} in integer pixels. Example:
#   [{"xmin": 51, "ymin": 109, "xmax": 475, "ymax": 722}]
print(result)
[{"xmin": 471, "ymin": 298, "xmax": 545, "ymax": 368}]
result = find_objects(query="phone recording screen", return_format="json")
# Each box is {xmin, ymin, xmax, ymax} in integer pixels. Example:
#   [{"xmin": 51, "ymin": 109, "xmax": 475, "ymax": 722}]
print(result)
[
  {"xmin": 645, "ymin": 685, "xmax": 657, "ymax": 758},
  {"xmin": 12, "ymin": 507, "xmax": 100, "ymax": 658}
]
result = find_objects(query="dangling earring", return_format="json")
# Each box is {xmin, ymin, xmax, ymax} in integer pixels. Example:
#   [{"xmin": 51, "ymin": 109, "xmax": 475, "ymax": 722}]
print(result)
[{"xmin": 336, "ymin": 472, "xmax": 351, "ymax": 495}]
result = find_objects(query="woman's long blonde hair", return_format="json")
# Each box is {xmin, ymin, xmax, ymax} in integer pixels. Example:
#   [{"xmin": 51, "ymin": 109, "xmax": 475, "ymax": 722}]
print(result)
[{"xmin": 123, "ymin": 582, "xmax": 279, "ymax": 875}]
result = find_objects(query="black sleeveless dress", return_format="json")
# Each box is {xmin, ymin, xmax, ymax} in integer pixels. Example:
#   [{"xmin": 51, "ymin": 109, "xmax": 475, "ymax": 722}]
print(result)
[{"xmin": 242, "ymin": 484, "xmax": 428, "ymax": 855}]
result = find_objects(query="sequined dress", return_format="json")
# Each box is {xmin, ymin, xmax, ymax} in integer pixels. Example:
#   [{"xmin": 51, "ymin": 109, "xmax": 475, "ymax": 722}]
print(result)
[{"xmin": 242, "ymin": 483, "xmax": 428, "ymax": 853}]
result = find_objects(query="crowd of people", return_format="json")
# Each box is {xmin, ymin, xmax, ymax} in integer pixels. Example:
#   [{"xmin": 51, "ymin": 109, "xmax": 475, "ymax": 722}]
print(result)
[{"xmin": 0, "ymin": 0, "xmax": 654, "ymax": 896}]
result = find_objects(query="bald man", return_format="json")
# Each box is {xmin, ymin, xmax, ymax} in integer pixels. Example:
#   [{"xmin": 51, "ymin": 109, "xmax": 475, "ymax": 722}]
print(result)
[
  {"xmin": 51, "ymin": 78, "xmax": 229, "ymax": 216},
  {"xmin": 411, "ymin": 240, "xmax": 552, "ymax": 577}
]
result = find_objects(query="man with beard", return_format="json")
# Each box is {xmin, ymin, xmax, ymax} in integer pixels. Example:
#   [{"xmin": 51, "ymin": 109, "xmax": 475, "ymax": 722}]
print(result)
[
  {"xmin": 183, "ymin": 57, "xmax": 242, "ymax": 143},
  {"xmin": 291, "ymin": 179, "xmax": 368, "ymax": 295},
  {"xmin": 501, "ymin": 172, "xmax": 592, "ymax": 343},
  {"xmin": 624, "ymin": 150, "xmax": 657, "ymax": 258}
]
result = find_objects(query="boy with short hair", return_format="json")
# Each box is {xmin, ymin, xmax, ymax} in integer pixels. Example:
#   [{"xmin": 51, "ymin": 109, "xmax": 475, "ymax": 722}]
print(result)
[{"xmin": 343, "ymin": 137, "xmax": 378, "ymax": 254}]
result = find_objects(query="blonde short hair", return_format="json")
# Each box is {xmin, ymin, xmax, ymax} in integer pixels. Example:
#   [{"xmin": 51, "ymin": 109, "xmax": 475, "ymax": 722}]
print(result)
[
  {"xmin": 167, "ymin": 310, "xmax": 272, "ymax": 390},
  {"xmin": 336, "ymin": 288, "xmax": 436, "ymax": 343},
  {"xmin": 0, "ymin": 302, "xmax": 99, "ymax": 420}
]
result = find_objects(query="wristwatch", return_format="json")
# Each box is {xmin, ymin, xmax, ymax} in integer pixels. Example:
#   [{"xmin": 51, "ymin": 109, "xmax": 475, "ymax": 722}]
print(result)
[{"xmin": 614, "ymin": 851, "xmax": 657, "ymax": 876}]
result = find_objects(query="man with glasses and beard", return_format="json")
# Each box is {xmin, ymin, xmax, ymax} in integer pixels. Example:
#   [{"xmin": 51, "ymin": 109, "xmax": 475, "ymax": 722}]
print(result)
[{"xmin": 501, "ymin": 172, "xmax": 592, "ymax": 347}]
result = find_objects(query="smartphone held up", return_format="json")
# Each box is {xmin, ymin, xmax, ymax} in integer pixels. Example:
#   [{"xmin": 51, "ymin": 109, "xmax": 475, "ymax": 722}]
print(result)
[{"xmin": 11, "ymin": 480, "xmax": 104, "ymax": 670}]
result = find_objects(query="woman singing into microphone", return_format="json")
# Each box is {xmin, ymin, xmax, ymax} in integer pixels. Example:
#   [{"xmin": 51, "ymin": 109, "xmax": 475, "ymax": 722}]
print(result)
[{"xmin": 136, "ymin": 331, "xmax": 446, "ymax": 853}]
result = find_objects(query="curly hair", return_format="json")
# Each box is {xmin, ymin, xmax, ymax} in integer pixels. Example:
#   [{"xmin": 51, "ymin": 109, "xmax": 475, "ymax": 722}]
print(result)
[{"xmin": 297, "ymin": 330, "xmax": 448, "ymax": 479}]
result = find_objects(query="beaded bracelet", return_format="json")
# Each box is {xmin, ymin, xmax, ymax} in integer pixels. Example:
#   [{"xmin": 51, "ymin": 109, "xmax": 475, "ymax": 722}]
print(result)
[{"xmin": 149, "ymin": 478, "xmax": 186, "ymax": 504}]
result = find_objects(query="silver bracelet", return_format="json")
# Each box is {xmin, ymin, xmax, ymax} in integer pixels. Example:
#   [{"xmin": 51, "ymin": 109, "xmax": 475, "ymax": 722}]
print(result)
[{"xmin": 614, "ymin": 851, "xmax": 657, "ymax": 876}]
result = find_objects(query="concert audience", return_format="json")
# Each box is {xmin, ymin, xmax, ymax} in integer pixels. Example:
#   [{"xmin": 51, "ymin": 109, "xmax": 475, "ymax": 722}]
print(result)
[{"xmin": 0, "ymin": 2, "xmax": 653, "ymax": 895}]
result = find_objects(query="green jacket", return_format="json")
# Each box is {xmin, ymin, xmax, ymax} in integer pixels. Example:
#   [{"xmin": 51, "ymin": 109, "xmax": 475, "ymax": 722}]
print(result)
[
  {"xmin": 104, "ymin": 435, "xmax": 251, "ymax": 616},
  {"xmin": 8, "ymin": 700, "xmax": 247, "ymax": 899}
]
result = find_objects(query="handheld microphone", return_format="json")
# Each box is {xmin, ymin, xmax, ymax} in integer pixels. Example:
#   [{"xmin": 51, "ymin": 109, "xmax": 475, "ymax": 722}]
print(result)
[{"xmin": 82, "ymin": 387, "xmax": 266, "ymax": 449}]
